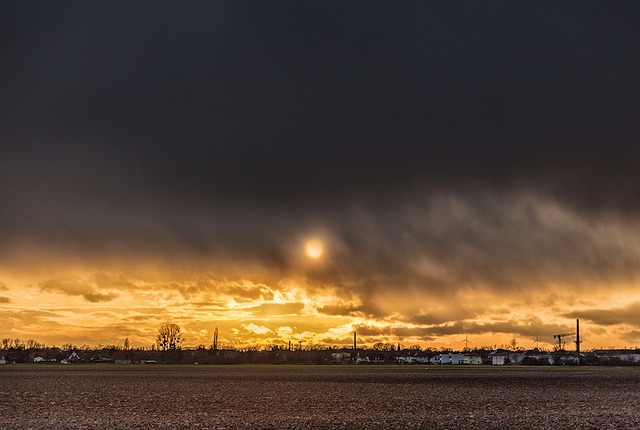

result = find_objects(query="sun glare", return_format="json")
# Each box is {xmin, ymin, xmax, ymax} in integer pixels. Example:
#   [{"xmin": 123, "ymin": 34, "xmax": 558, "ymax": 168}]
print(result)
[{"xmin": 305, "ymin": 240, "xmax": 324, "ymax": 258}]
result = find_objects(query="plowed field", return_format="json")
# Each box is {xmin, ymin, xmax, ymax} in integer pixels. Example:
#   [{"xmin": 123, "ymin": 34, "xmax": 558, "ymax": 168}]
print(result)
[{"xmin": 1, "ymin": 365, "xmax": 639, "ymax": 429}]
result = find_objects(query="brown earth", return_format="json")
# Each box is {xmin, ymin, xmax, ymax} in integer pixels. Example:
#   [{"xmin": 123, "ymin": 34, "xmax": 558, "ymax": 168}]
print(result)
[{"xmin": 1, "ymin": 365, "xmax": 639, "ymax": 429}]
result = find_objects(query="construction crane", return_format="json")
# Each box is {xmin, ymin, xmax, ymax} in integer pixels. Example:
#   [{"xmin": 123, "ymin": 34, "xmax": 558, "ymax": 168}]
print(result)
[{"xmin": 553, "ymin": 332, "xmax": 575, "ymax": 351}]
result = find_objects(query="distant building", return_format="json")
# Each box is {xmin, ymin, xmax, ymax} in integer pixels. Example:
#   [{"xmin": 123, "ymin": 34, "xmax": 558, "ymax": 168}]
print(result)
[
  {"xmin": 522, "ymin": 349, "xmax": 552, "ymax": 365},
  {"xmin": 112, "ymin": 350, "xmax": 132, "ymax": 364},
  {"xmin": 463, "ymin": 352, "xmax": 483, "ymax": 365},
  {"xmin": 355, "ymin": 353, "xmax": 369, "ymax": 364},
  {"xmin": 434, "ymin": 352, "xmax": 465, "ymax": 365},
  {"xmin": 594, "ymin": 349, "xmax": 640, "ymax": 364},
  {"xmin": 397, "ymin": 351, "xmax": 432, "ymax": 364},
  {"xmin": 489, "ymin": 349, "xmax": 525, "ymax": 365},
  {"xmin": 330, "ymin": 352, "xmax": 352, "ymax": 363}
]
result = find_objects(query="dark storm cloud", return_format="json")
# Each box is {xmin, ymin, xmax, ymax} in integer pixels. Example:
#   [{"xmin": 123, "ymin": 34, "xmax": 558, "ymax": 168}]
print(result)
[
  {"xmin": 2, "ymin": 309, "xmax": 66, "ymax": 331},
  {"xmin": 39, "ymin": 277, "xmax": 119, "ymax": 303},
  {"xmin": 2, "ymin": 3, "xmax": 640, "ymax": 285},
  {"xmin": 565, "ymin": 302, "xmax": 640, "ymax": 326},
  {"xmin": 354, "ymin": 317, "xmax": 572, "ymax": 341},
  {"xmin": 305, "ymin": 191, "xmax": 640, "ymax": 314},
  {"xmin": 621, "ymin": 330, "xmax": 640, "ymax": 344},
  {"xmin": 317, "ymin": 304, "xmax": 368, "ymax": 317}
]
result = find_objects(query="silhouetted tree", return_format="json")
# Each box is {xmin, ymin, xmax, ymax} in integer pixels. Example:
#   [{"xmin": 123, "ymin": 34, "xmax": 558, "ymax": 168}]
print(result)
[
  {"xmin": 156, "ymin": 323, "xmax": 184, "ymax": 363},
  {"xmin": 25, "ymin": 339, "xmax": 41, "ymax": 349},
  {"xmin": 509, "ymin": 338, "xmax": 518, "ymax": 351},
  {"xmin": 123, "ymin": 337, "xmax": 131, "ymax": 359},
  {"xmin": 156, "ymin": 323, "xmax": 184, "ymax": 351}
]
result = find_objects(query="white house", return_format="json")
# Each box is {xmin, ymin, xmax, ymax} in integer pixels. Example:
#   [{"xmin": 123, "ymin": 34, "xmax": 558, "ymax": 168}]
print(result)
[
  {"xmin": 68, "ymin": 351, "xmax": 83, "ymax": 362},
  {"xmin": 523, "ymin": 349, "xmax": 552, "ymax": 365},
  {"xmin": 330, "ymin": 352, "xmax": 352, "ymax": 363},
  {"xmin": 355, "ymin": 353, "xmax": 369, "ymax": 364},
  {"xmin": 490, "ymin": 349, "xmax": 526, "ymax": 365},
  {"xmin": 436, "ymin": 353, "xmax": 465, "ymax": 365},
  {"xmin": 492, "ymin": 354, "xmax": 507, "ymax": 365},
  {"xmin": 594, "ymin": 349, "xmax": 640, "ymax": 364},
  {"xmin": 398, "ymin": 351, "xmax": 432, "ymax": 364},
  {"xmin": 463, "ymin": 352, "xmax": 483, "ymax": 365}
]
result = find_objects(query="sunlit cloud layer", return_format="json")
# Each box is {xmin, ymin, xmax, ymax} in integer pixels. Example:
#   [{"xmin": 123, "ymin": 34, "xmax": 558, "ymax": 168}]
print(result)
[{"xmin": 1, "ymin": 191, "xmax": 640, "ymax": 349}]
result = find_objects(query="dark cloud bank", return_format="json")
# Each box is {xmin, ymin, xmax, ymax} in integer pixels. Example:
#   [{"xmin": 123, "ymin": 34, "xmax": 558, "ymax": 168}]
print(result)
[{"xmin": 2, "ymin": 2, "xmax": 640, "ymax": 299}]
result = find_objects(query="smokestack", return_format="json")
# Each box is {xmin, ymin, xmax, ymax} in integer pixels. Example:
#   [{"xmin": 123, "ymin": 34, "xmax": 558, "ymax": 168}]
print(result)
[
  {"xmin": 353, "ymin": 331, "xmax": 357, "ymax": 350},
  {"xmin": 576, "ymin": 319, "xmax": 581, "ymax": 360}
]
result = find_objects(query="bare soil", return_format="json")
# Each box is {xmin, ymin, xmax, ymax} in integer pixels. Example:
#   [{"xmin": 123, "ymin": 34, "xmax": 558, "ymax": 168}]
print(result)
[{"xmin": 1, "ymin": 365, "xmax": 639, "ymax": 429}]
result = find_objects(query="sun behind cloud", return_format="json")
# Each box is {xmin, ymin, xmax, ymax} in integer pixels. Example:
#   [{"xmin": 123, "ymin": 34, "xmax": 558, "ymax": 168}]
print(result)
[{"xmin": 305, "ymin": 239, "xmax": 324, "ymax": 258}]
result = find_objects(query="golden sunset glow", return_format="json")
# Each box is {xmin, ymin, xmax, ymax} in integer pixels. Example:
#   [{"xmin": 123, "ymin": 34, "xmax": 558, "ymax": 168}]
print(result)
[
  {"xmin": 1, "ymin": 193, "xmax": 640, "ymax": 351},
  {"xmin": 305, "ymin": 240, "xmax": 324, "ymax": 259}
]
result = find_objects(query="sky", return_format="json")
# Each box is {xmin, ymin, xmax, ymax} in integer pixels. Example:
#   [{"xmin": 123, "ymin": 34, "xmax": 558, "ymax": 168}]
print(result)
[{"xmin": 2, "ymin": 2, "xmax": 640, "ymax": 351}]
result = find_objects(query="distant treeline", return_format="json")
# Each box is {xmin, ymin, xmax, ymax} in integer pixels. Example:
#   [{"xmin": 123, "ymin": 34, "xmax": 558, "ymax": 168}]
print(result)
[{"xmin": 2, "ymin": 345, "xmax": 640, "ymax": 366}]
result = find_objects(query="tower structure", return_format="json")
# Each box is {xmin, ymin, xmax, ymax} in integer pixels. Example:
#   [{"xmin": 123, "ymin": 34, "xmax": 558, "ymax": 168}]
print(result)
[
  {"xmin": 213, "ymin": 327, "xmax": 219, "ymax": 351},
  {"xmin": 575, "ymin": 319, "xmax": 581, "ymax": 365}
]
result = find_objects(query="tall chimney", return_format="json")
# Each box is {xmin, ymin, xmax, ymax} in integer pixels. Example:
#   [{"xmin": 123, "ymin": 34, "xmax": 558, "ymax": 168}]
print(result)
[
  {"xmin": 353, "ymin": 331, "xmax": 357, "ymax": 350},
  {"xmin": 576, "ymin": 319, "xmax": 581, "ymax": 366}
]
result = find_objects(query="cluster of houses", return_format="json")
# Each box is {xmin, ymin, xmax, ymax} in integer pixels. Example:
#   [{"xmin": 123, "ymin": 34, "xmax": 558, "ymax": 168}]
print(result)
[
  {"xmin": 0, "ymin": 349, "xmax": 134, "ymax": 365},
  {"xmin": 335, "ymin": 348, "xmax": 640, "ymax": 366},
  {"xmin": 394, "ymin": 349, "xmax": 548, "ymax": 365}
]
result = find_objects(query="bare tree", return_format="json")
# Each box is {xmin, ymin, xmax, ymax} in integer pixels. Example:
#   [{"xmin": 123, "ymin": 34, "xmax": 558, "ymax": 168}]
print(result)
[
  {"xmin": 25, "ymin": 339, "xmax": 41, "ymax": 349},
  {"xmin": 509, "ymin": 338, "xmax": 519, "ymax": 351},
  {"xmin": 156, "ymin": 323, "xmax": 184, "ymax": 351}
]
